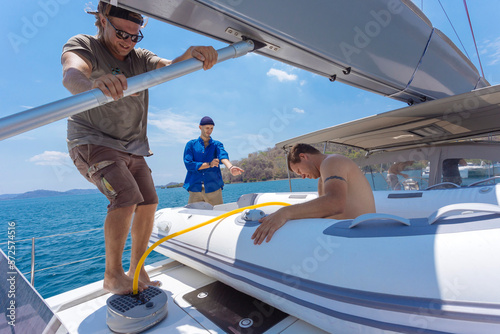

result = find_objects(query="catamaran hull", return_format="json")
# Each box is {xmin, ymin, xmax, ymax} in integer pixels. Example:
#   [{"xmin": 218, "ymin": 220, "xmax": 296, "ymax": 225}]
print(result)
[{"xmin": 150, "ymin": 201, "xmax": 500, "ymax": 333}]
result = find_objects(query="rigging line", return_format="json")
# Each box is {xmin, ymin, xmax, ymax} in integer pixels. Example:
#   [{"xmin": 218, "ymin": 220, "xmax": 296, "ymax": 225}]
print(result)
[
  {"xmin": 22, "ymin": 248, "xmax": 133, "ymax": 275},
  {"xmin": 463, "ymin": 0, "xmax": 485, "ymax": 78},
  {"xmin": 436, "ymin": 0, "xmax": 471, "ymax": 60}
]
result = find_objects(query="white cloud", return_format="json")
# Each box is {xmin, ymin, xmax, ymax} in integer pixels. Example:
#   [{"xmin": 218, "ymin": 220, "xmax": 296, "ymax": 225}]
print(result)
[
  {"xmin": 148, "ymin": 109, "xmax": 200, "ymax": 144},
  {"xmin": 29, "ymin": 151, "xmax": 70, "ymax": 166},
  {"xmin": 293, "ymin": 107, "xmax": 305, "ymax": 114},
  {"xmin": 266, "ymin": 68, "xmax": 297, "ymax": 82},
  {"xmin": 482, "ymin": 37, "xmax": 500, "ymax": 65}
]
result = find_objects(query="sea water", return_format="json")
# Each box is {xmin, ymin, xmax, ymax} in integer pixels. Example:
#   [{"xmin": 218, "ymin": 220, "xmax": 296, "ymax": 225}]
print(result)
[
  {"xmin": 0, "ymin": 172, "xmax": 489, "ymax": 298},
  {"xmin": 0, "ymin": 179, "xmax": 317, "ymax": 298}
]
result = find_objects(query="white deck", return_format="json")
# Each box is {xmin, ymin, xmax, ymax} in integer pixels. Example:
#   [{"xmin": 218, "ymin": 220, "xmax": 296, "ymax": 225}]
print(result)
[{"xmin": 46, "ymin": 259, "xmax": 328, "ymax": 334}]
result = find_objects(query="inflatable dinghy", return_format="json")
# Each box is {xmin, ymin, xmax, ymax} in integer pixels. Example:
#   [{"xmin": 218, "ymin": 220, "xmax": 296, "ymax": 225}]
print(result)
[{"xmin": 150, "ymin": 196, "xmax": 500, "ymax": 333}]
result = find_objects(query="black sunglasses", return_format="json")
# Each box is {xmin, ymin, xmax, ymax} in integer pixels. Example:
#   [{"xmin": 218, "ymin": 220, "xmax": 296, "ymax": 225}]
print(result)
[{"xmin": 106, "ymin": 18, "xmax": 144, "ymax": 43}]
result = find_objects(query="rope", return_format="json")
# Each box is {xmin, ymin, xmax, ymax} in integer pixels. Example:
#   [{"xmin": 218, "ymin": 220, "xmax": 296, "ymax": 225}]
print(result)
[
  {"xmin": 437, "ymin": 0, "xmax": 471, "ymax": 60},
  {"xmin": 463, "ymin": 0, "xmax": 485, "ymax": 78},
  {"xmin": 0, "ymin": 228, "xmax": 103, "ymax": 245},
  {"xmin": 23, "ymin": 254, "xmax": 105, "ymax": 275},
  {"xmin": 132, "ymin": 202, "xmax": 291, "ymax": 295},
  {"xmin": 22, "ymin": 248, "xmax": 132, "ymax": 275}
]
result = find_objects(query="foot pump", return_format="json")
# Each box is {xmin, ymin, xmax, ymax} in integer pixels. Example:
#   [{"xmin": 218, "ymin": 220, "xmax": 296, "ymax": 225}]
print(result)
[{"xmin": 106, "ymin": 286, "xmax": 168, "ymax": 333}]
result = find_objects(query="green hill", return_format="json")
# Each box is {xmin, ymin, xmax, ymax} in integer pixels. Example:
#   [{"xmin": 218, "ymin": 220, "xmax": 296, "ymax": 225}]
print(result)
[{"xmin": 222, "ymin": 143, "xmax": 364, "ymax": 183}]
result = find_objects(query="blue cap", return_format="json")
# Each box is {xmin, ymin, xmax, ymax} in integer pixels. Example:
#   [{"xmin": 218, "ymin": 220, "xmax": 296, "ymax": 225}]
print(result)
[{"xmin": 200, "ymin": 116, "xmax": 215, "ymax": 126}]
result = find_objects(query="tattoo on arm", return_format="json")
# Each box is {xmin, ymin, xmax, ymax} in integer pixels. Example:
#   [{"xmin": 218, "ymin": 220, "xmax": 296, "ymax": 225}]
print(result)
[{"xmin": 324, "ymin": 175, "xmax": 346, "ymax": 184}]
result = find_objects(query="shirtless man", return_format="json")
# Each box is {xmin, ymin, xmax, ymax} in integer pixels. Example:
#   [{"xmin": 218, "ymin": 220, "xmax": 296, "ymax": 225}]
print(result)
[
  {"xmin": 386, "ymin": 161, "xmax": 414, "ymax": 190},
  {"xmin": 252, "ymin": 143, "xmax": 375, "ymax": 245}
]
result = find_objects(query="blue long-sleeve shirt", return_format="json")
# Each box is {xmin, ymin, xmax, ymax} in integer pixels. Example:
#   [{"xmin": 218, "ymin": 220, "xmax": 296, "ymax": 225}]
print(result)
[{"xmin": 183, "ymin": 137, "xmax": 229, "ymax": 193}]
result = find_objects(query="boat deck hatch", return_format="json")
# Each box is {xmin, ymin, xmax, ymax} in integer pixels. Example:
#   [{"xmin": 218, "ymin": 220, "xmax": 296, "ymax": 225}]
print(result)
[{"xmin": 182, "ymin": 281, "xmax": 288, "ymax": 333}]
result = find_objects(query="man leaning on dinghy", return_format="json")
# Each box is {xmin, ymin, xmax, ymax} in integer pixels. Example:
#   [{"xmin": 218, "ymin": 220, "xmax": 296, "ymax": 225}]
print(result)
[
  {"xmin": 61, "ymin": 2, "xmax": 218, "ymax": 295},
  {"xmin": 252, "ymin": 144, "xmax": 375, "ymax": 244}
]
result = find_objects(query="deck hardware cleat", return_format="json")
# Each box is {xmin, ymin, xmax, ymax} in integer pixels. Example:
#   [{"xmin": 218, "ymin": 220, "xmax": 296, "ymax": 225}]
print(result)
[
  {"xmin": 106, "ymin": 286, "xmax": 168, "ymax": 333},
  {"xmin": 235, "ymin": 209, "xmax": 266, "ymax": 226}
]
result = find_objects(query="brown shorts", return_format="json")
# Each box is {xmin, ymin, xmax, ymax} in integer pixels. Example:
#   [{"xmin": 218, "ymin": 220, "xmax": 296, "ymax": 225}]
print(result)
[
  {"xmin": 188, "ymin": 188, "xmax": 223, "ymax": 206},
  {"xmin": 69, "ymin": 144, "xmax": 158, "ymax": 211}
]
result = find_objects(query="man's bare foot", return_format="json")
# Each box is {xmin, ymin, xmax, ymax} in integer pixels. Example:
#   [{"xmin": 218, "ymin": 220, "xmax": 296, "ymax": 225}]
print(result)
[
  {"xmin": 103, "ymin": 271, "xmax": 148, "ymax": 295},
  {"xmin": 127, "ymin": 265, "xmax": 161, "ymax": 287}
]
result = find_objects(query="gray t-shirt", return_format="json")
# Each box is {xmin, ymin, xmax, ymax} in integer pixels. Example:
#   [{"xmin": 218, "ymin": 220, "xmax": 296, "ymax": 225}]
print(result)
[{"xmin": 62, "ymin": 34, "xmax": 161, "ymax": 156}]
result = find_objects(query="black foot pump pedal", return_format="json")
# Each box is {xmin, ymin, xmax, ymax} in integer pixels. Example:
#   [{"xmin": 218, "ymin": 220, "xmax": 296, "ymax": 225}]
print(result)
[{"xmin": 106, "ymin": 286, "xmax": 168, "ymax": 333}]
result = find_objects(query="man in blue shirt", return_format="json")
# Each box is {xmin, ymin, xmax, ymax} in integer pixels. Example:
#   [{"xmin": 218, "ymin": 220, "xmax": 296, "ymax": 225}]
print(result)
[{"xmin": 183, "ymin": 116, "xmax": 244, "ymax": 205}]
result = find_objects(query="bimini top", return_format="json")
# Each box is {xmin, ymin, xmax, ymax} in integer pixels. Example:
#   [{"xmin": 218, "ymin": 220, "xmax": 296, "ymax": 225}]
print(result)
[
  {"xmin": 110, "ymin": 0, "xmax": 487, "ymax": 104},
  {"xmin": 277, "ymin": 84, "xmax": 500, "ymax": 152}
]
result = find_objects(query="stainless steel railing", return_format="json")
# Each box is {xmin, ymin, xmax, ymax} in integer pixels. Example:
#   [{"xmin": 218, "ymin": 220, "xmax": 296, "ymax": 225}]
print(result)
[
  {"xmin": 0, "ymin": 227, "xmax": 106, "ymax": 286},
  {"xmin": 0, "ymin": 40, "xmax": 255, "ymax": 141}
]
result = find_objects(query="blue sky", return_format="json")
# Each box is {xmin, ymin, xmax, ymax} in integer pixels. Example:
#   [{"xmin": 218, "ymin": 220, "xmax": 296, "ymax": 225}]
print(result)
[{"xmin": 1, "ymin": 0, "xmax": 499, "ymax": 195}]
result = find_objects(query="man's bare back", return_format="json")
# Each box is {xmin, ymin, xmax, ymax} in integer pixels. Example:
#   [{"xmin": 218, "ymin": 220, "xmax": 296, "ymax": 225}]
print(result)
[
  {"xmin": 318, "ymin": 154, "xmax": 375, "ymax": 219},
  {"xmin": 252, "ymin": 144, "xmax": 375, "ymax": 245}
]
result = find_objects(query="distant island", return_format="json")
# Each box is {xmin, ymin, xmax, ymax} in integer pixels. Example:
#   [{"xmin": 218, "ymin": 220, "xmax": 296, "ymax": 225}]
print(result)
[
  {"xmin": 0, "ymin": 188, "xmax": 100, "ymax": 201},
  {"xmin": 162, "ymin": 182, "xmax": 183, "ymax": 189},
  {"xmin": 1, "ymin": 144, "xmax": 358, "ymax": 201},
  {"xmin": 0, "ymin": 182, "xmax": 183, "ymax": 200}
]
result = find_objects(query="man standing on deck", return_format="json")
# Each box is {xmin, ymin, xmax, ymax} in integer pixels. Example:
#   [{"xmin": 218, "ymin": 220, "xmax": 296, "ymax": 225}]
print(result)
[
  {"xmin": 252, "ymin": 143, "xmax": 375, "ymax": 245},
  {"xmin": 386, "ymin": 160, "xmax": 414, "ymax": 190},
  {"xmin": 61, "ymin": 2, "xmax": 218, "ymax": 294},
  {"xmin": 183, "ymin": 116, "xmax": 244, "ymax": 206},
  {"xmin": 442, "ymin": 158, "xmax": 467, "ymax": 185}
]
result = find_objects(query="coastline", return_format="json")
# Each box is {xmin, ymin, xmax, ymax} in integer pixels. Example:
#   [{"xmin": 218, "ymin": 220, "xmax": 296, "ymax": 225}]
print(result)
[
  {"xmin": 0, "ymin": 178, "xmax": 304, "ymax": 201},
  {"xmin": 224, "ymin": 177, "xmax": 300, "ymax": 184},
  {"xmin": 1, "ymin": 178, "xmax": 305, "ymax": 200},
  {"xmin": 0, "ymin": 188, "xmax": 99, "ymax": 201}
]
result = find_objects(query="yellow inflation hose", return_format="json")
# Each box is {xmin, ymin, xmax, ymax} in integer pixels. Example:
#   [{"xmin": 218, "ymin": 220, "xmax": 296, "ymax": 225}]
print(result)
[{"xmin": 133, "ymin": 201, "xmax": 291, "ymax": 295}]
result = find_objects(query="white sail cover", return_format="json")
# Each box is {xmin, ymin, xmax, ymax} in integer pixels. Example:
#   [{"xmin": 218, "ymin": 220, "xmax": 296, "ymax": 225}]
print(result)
[{"xmin": 114, "ymin": 0, "xmax": 488, "ymax": 104}]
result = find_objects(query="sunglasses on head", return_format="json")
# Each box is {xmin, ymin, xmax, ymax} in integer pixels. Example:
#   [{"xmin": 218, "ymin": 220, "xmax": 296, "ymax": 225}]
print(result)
[{"xmin": 106, "ymin": 18, "xmax": 144, "ymax": 43}]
